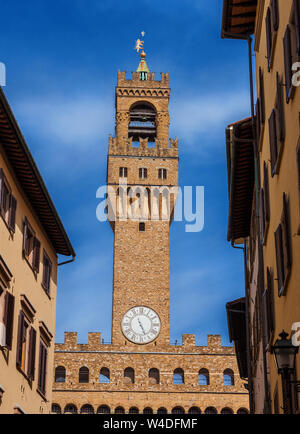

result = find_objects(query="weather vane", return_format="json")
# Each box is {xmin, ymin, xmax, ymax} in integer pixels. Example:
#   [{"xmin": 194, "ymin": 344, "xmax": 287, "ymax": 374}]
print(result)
[{"xmin": 135, "ymin": 31, "xmax": 145, "ymax": 53}]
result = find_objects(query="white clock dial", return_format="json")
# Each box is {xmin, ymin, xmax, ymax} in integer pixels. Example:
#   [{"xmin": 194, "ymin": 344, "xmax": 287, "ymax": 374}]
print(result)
[{"xmin": 121, "ymin": 306, "xmax": 161, "ymax": 344}]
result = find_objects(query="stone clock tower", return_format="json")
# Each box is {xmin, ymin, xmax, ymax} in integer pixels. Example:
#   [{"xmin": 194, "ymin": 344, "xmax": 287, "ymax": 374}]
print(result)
[
  {"xmin": 52, "ymin": 50, "xmax": 249, "ymax": 416},
  {"xmin": 107, "ymin": 50, "xmax": 178, "ymax": 348}
]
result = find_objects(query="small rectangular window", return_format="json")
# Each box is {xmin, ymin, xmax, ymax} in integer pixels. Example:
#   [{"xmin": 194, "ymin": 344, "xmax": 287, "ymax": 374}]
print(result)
[
  {"xmin": 0, "ymin": 168, "xmax": 17, "ymax": 232},
  {"xmin": 42, "ymin": 252, "xmax": 52, "ymax": 295},
  {"xmin": 119, "ymin": 167, "xmax": 128, "ymax": 178},
  {"xmin": 37, "ymin": 340, "xmax": 47, "ymax": 396},
  {"xmin": 139, "ymin": 222, "xmax": 145, "ymax": 232},
  {"xmin": 23, "ymin": 218, "xmax": 41, "ymax": 273},
  {"xmin": 139, "ymin": 168, "xmax": 147, "ymax": 179},
  {"xmin": 158, "ymin": 168, "xmax": 167, "ymax": 180}
]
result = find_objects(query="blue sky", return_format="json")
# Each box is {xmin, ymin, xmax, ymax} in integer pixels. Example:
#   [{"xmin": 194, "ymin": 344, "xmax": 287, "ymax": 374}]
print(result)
[{"xmin": 1, "ymin": 0, "xmax": 252, "ymax": 346}]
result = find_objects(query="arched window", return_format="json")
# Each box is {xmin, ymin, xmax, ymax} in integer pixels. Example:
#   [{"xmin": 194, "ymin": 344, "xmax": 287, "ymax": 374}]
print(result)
[
  {"xmin": 79, "ymin": 367, "xmax": 89, "ymax": 383},
  {"xmin": 149, "ymin": 368, "xmax": 159, "ymax": 384},
  {"xmin": 204, "ymin": 407, "xmax": 217, "ymax": 414},
  {"xmin": 55, "ymin": 366, "xmax": 66, "ymax": 383},
  {"xmin": 124, "ymin": 367, "xmax": 134, "ymax": 384},
  {"xmin": 64, "ymin": 404, "xmax": 78, "ymax": 414},
  {"xmin": 115, "ymin": 406, "xmax": 125, "ymax": 414},
  {"xmin": 221, "ymin": 407, "xmax": 233, "ymax": 414},
  {"xmin": 80, "ymin": 404, "xmax": 94, "ymax": 414},
  {"xmin": 51, "ymin": 404, "xmax": 61, "ymax": 414},
  {"xmin": 128, "ymin": 102, "xmax": 157, "ymax": 143},
  {"xmin": 188, "ymin": 406, "xmax": 201, "ymax": 414},
  {"xmin": 97, "ymin": 405, "xmax": 110, "ymax": 414},
  {"xmin": 198, "ymin": 368, "xmax": 209, "ymax": 385},
  {"xmin": 100, "ymin": 367, "xmax": 110, "ymax": 384},
  {"xmin": 129, "ymin": 407, "xmax": 139, "ymax": 414},
  {"xmin": 143, "ymin": 407, "xmax": 153, "ymax": 414},
  {"xmin": 172, "ymin": 406, "xmax": 185, "ymax": 414},
  {"xmin": 157, "ymin": 407, "xmax": 167, "ymax": 414},
  {"xmin": 237, "ymin": 408, "xmax": 249, "ymax": 414},
  {"xmin": 223, "ymin": 369, "xmax": 234, "ymax": 386},
  {"xmin": 173, "ymin": 368, "xmax": 184, "ymax": 384}
]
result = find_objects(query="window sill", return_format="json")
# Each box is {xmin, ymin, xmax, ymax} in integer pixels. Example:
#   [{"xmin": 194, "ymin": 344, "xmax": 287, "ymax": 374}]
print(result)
[
  {"xmin": 0, "ymin": 212, "xmax": 14, "ymax": 237},
  {"xmin": 41, "ymin": 284, "xmax": 51, "ymax": 300},
  {"xmin": 24, "ymin": 256, "xmax": 38, "ymax": 278},
  {"xmin": 16, "ymin": 365, "xmax": 32, "ymax": 385}
]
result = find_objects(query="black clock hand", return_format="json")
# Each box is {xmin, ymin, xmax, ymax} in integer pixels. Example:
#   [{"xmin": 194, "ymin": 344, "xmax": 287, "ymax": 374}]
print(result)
[{"xmin": 138, "ymin": 318, "xmax": 146, "ymax": 335}]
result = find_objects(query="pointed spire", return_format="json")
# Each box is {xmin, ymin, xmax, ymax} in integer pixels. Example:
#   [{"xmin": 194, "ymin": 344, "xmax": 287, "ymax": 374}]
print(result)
[{"xmin": 137, "ymin": 50, "xmax": 150, "ymax": 74}]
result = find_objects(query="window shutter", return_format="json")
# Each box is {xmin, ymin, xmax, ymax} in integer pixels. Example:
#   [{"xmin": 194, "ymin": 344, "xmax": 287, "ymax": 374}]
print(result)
[
  {"xmin": 263, "ymin": 162, "xmax": 270, "ymax": 224},
  {"xmin": 271, "ymin": 0, "xmax": 279, "ymax": 31},
  {"xmin": 27, "ymin": 327, "xmax": 36, "ymax": 381},
  {"xmin": 0, "ymin": 169, "xmax": 4, "ymax": 213},
  {"xmin": 264, "ymin": 267, "xmax": 275, "ymax": 343},
  {"xmin": 294, "ymin": 0, "xmax": 300, "ymax": 56},
  {"xmin": 23, "ymin": 218, "xmax": 28, "ymax": 256},
  {"xmin": 281, "ymin": 193, "xmax": 292, "ymax": 288},
  {"xmin": 38, "ymin": 342, "xmax": 44, "ymax": 393},
  {"xmin": 33, "ymin": 238, "xmax": 41, "ymax": 273},
  {"xmin": 274, "ymin": 224, "xmax": 284, "ymax": 296},
  {"xmin": 8, "ymin": 195, "xmax": 17, "ymax": 232},
  {"xmin": 256, "ymin": 99, "xmax": 261, "ymax": 143},
  {"xmin": 3, "ymin": 292, "xmax": 15, "ymax": 350},
  {"xmin": 260, "ymin": 188, "xmax": 265, "ymax": 244},
  {"xmin": 268, "ymin": 110, "xmax": 277, "ymax": 175},
  {"xmin": 275, "ymin": 73, "xmax": 285, "ymax": 143},
  {"xmin": 43, "ymin": 346, "xmax": 47, "ymax": 395},
  {"xmin": 283, "ymin": 25, "xmax": 293, "ymax": 103},
  {"xmin": 266, "ymin": 8, "xmax": 272, "ymax": 71},
  {"xmin": 16, "ymin": 311, "xmax": 25, "ymax": 366},
  {"xmin": 259, "ymin": 69, "xmax": 265, "ymax": 124}
]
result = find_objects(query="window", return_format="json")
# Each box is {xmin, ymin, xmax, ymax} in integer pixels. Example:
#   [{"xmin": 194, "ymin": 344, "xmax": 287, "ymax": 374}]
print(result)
[
  {"xmin": 0, "ymin": 290, "xmax": 15, "ymax": 350},
  {"xmin": 81, "ymin": 405, "xmax": 94, "ymax": 414},
  {"xmin": 256, "ymin": 69, "xmax": 266, "ymax": 148},
  {"xmin": 260, "ymin": 162, "xmax": 270, "ymax": 244},
  {"xmin": 23, "ymin": 218, "xmax": 41, "ymax": 273},
  {"xmin": 198, "ymin": 368, "xmax": 209, "ymax": 385},
  {"xmin": 265, "ymin": 0, "xmax": 279, "ymax": 71},
  {"xmin": 205, "ymin": 407, "xmax": 217, "ymax": 414},
  {"xmin": 79, "ymin": 366, "xmax": 89, "ymax": 383},
  {"xmin": 188, "ymin": 407, "xmax": 201, "ymax": 414},
  {"xmin": 139, "ymin": 168, "xmax": 147, "ymax": 179},
  {"xmin": 42, "ymin": 252, "xmax": 52, "ymax": 295},
  {"xmin": 124, "ymin": 367, "xmax": 134, "ymax": 384},
  {"xmin": 129, "ymin": 407, "xmax": 139, "ymax": 414},
  {"xmin": 139, "ymin": 222, "xmax": 145, "ymax": 232},
  {"xmin": 158, "ymin": 168, "xmax": 167, "ymax": 180},
  {"xmin": 128, "ymin": 102, "xmax": 157, "ymax": 143},
  {"xmin": 275, "ymin": 193, "xmax": 292, "ymax": 296},
  {"xmin": 263, "ymin": 267, "xmax": 275, "ymax": 344},
  {"xmin": 55, "ymin": 366, "xmax": 66, "ymax": 383},
  {"xmin": 221, "ymin": 407, "xmax": 234, "ymax": 414},
  {"xmin": 16, "ymin": 311, "xmax": 36, "ymax": 381},
  {"xmin": 223, "ymin": 369, "xmax": 234, "ymax": 386},
  {"xmin": 157, "ymin": 407, "xmax": 167, "ymax": 414},
  {"xmin": 64, "ymin": 404, "xmax": 77, "ymax": 414},
  {"xmin": 100, "ymin": 367, "xmax": 110, "ymax": 383},
  {"xmin": 172, "ymin": 406, "xmax": 185, "ymax": 414},
  {"xmin": 237, "ymin": 408, "xmax": 249, "ymax": 414},
  {"xmin": 51, "ymin": 404, "xmax": 61, "ymax": 414},
  {"xmin": 283, "ymin": 1, "xmax": 300, "ymax": 103},
  {"xmin": 173, "ymin": 368, "xmax": 184, "ymax": 385},
  {"xmin": 149, "ymin": 368, "xmax": 159, "ymax": 384},
  {"xmin": 139, "ymin": 71, "xmax": 147, "ymax": 81},
  {"xmin": 268, "ymin": 73, "xmax": 285, "ymax": 176},
  {"xmin": 0, "ymin": 168, "xmax": 17, "ymax": 232},
  {"xmin": 119, "ymin": 167, "xmax": 128, "ymax": 178},
  {"xmin": 115, "ymin": 406, "xmax": 125, "ymax": 414},
  {"xmin": 97, "ymin": 405, "xmax": 110, "ymax": 414},
  {"xmin": 143, "ymin": 407, "xmax": 153, "ymax": 414},
  {"xmin": 37, "ymin": 340, "xmax": 47, "ymax": 396}
]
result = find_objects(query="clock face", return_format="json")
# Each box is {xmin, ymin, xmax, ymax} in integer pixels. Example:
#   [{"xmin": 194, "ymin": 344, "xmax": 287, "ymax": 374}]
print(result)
[{"xmin": 121, "ymin": 306, "xmax": 161, "ymax": 344}]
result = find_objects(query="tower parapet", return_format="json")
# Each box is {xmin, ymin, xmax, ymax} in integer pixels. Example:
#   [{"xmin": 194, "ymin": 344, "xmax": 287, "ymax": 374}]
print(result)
[{"xmin": 117, "ymin": 70, "xmax": 169, "ymax": 88}]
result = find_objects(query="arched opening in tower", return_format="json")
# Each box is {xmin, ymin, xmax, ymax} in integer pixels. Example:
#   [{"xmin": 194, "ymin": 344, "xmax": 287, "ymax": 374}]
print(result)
[{"xmin": 128, "ymin": 102, "xmax": 157, "ymax": 143}]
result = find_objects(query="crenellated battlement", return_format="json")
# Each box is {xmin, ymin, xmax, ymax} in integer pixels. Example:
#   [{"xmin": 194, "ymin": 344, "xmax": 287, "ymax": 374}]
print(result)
[
  {"xmin": 117, "ymin": 70, "xmax": 169, "ymax": 88},
  {"xmin": 108, "ymin": 136, "xmax": 178, "ymax": 158},
  {"xmin": 55, "ymin": 332, "xmax": 234, "ymax": 355}
]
